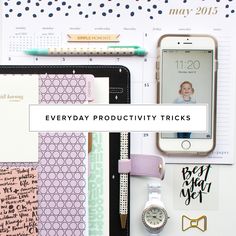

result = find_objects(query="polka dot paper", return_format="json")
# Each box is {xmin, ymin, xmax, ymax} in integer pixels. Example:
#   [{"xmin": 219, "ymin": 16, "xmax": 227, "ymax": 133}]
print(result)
[{"xmin": 2, "ymin": 0, "xmax": 235, "ymax": 20}]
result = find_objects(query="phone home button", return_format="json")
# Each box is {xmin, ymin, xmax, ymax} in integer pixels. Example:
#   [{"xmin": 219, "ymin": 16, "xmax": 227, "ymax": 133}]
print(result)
[{"xmin": 181, "ymin": 140, "xmax": 191, "ymax": 150}]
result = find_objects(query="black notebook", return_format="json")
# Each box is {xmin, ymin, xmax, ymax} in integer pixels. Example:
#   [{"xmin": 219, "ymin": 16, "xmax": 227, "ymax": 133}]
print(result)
[{"xmin": 0, "ymin": 65, "xmax": 130, "ymax": 236}]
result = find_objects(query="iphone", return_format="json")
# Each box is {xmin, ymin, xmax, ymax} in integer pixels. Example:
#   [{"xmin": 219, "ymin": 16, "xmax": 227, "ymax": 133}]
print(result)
[{"xmin": 157, "ymin": 35, "xmax": 217, "ymax": 155}]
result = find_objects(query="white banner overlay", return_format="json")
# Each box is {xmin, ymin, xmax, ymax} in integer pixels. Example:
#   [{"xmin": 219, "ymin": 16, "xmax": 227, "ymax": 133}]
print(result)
[{"xmin": 29, "ymin": 104, "xmax": 208, "ymax": 132}]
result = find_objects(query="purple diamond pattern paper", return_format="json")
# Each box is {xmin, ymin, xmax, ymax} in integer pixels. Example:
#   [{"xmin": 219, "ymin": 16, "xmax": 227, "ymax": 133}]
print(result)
[
  {"xmin": 38, "ymin": 132, "xmax": 87, "ymax": 236},
  {"xmin": 38, "ymin": 74, "xmax": 88, "ymax": 236},
  {"xmin": 39, "ymin": 74, "xmax": 87, "ymax": 104}
]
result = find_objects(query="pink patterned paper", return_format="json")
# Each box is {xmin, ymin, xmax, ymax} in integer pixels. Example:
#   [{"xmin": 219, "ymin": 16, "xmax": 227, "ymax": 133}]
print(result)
[{"xmin": 0, "ymin": 168, "xmax": 38, "ymax": 236}]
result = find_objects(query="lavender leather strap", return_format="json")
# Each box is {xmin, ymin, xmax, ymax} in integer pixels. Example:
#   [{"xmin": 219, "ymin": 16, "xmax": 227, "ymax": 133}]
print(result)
[{"xmin": 118, "ymin": 154, "xmax": 165, "ymax": 180}]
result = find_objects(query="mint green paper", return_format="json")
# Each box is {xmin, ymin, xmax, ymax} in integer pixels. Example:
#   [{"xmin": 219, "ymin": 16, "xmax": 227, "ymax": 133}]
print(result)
[{"xmin": 89, "ymin": 133, "xmax": 105, "ymax": 236}]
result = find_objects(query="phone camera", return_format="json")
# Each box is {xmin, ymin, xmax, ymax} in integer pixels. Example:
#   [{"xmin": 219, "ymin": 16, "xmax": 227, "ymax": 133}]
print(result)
[{"xmin": 178, "ymin": 42, "xmax": 180, "ymax": 44}]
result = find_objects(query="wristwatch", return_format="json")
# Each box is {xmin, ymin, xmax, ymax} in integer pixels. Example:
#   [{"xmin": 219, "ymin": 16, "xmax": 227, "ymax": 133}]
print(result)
[{"xmin": 142, "ymin": 183, "xmax": 168, "ymax": 234}]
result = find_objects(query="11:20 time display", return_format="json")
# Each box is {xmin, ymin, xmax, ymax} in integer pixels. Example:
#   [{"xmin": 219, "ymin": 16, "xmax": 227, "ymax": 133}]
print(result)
[{"xmin": 176, "ymin": 60, "xmax": 201, "ymax": 70}]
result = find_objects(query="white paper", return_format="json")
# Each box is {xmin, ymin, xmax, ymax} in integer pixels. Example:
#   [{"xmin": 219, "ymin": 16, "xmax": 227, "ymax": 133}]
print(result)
[{"xmin": 0, "ymin": 74, "xmax": 38, "ymax": 162}]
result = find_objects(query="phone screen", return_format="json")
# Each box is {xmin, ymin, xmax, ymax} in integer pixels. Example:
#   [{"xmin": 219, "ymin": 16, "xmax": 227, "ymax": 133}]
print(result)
[{"xmin": 161, "ymin": 49, "xmax": 213, "ymax": 139}]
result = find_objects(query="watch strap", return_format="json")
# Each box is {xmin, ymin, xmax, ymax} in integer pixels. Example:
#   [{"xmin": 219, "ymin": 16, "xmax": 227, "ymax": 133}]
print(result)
[
  {"xmin": 118, "ymin": 154, "xmax": 165, "ymax": 179},
  {"xmin": 148, "ymin": 183, "xmax": 161, "ymax": 201}
]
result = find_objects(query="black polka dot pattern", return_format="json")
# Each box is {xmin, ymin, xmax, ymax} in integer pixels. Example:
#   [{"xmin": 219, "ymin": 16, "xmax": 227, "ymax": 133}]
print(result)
[
  {"xmin": 224, "ymin": 0, "xmax": 235, "ymax": 18},
  {"xmin": 2, "ymin": 0, "xmax": 235, "ymax": 19}
]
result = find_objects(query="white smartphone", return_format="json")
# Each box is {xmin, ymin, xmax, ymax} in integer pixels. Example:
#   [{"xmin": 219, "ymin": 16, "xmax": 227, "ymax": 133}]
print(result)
[{"xmin": 157, "ymin": 35, "xmax": 217, "ymax": 155}]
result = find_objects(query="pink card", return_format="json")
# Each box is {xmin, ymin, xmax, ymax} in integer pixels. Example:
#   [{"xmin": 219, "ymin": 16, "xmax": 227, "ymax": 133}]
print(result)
[{"xmin": 0, "ymin": 168, "xmax": 38, "ymax": 236}]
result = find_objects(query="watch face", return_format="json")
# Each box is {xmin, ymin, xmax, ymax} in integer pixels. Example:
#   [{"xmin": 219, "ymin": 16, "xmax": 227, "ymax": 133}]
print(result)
[{"xmin": 142, "ymin": 205, "xmax": 168, "ymax": 232}]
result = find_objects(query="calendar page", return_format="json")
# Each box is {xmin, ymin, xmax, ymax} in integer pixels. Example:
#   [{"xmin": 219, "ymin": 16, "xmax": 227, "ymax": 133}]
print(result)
[{"xmin": 0, "ymin": 0, "xmax": 235, "ymax": 164}]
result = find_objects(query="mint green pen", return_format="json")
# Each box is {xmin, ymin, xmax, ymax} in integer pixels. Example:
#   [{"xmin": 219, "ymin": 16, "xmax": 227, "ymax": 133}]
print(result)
[{"xmin": 24, "ymin": 46, "xmax": 147, "ymax": 56}]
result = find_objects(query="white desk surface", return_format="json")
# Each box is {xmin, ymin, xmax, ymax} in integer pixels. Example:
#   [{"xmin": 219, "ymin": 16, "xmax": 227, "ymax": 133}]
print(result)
[
  {"xmin": 130, "ymin": 163, "xmax": 236, "ymax": 236},
  {"xmin": 0, "ymin": 1, "xmax": 235, "ymax": 235}
]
